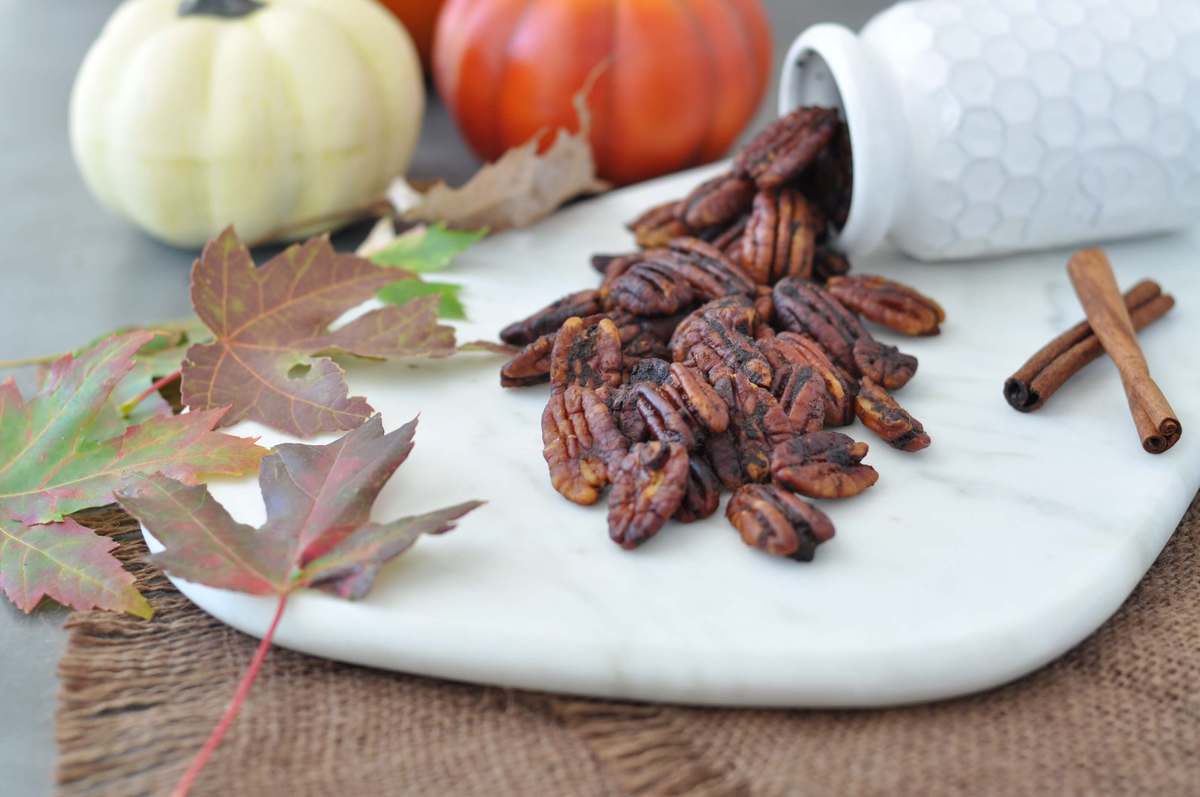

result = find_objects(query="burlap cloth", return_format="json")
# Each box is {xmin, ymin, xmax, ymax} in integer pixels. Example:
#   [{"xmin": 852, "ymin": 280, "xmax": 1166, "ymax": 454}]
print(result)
[{"xmin": 56, "ymin": 498, "xmax": 1200, "ymax": 797}]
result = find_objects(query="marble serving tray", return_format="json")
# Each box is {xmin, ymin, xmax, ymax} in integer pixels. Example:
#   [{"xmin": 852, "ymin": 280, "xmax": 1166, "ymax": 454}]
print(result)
[{"xmin": 150, "ymin": 165, "xmax": 1200, "ymax": 708}]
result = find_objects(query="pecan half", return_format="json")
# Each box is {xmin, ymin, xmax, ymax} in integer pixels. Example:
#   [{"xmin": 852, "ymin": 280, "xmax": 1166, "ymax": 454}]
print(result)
[
  {"xmin": 668, "ymin": 295, "xmax": 757, "ymax": 360},
  {"xmin": 755, "ymin": 329, "xmax": 857, "ymax": 426},
  {"xmin": 753, "ymin": 285, "xmax": 775, "ymax": 330},
  {"xmin": 710, "ymin": 215, "xmax": 748, "ymax": 263},
  {"xmin": 772, "ymin": 364, "xmax": 827, "ymax": 434},
  {"xmin": 628, "ymin": 201, "xmax": 690, "ymax": 248},
  {"xmin": 667, "ymin": 362, "xmax": 730, "ymax": 433},
  {"xmin": 799, "ymin": 120, "xmax": 852, "ymax": 230},
  {"xmin": 501, "ymin": 333, "xmax": 554, "ymax": 387},
  {"xmin": 599, "ymin": 253, "xmax": 642, "ymax": 287},
  {"xmin": 542, "ymin": 385, "xmax": 630, "ymax": 505},
  {"xmin": 771, "ymin": 431, "xmax": 879, "ymax": 499},
  {"xmin": 606, "ymin": 257, "xmax": 697, "ymax": 317},
  {"xmin": 773, "ymin": 278, "xmax": 917, "ymax": 390},
  {"xmin": 772, "ymin": 277, "xmax": 862, "ymax": 370},
  {"xmin": 674, "ymin": 455, "xmax": 722, "ymax": 523},
  {"xmin": 605, "ymin": 383, "xmax": 648, "ymax": 443},
  {"xmin": 665, "ymin": 238, "xmax": 757, "ymax": 299},
  {"xmin": 500, "ymin": 289, "xmax": 604, "ymax": 346},
  {"xmin": 853, "ymin": 338, "xmax": 919, "ymax": 391},
  {"xmin": 608, "ymin": 441, "xmax": 689, "ymax": 549},
  {"xmin": 826, "ymin": 275, "xmax": 946, "ymax": 336},
  {"xmin": 609, "ymin": 310, "xmax": 681, "ymax": 360},
  {"xmin": 742, "ymin": 188, "xmax": 823, "ymax": 285},
  {"xmin": 680, "ymin": 316, "xmax": 774, "ymax": 390},
  {"xmin": 550, "ymin": 316, "xmax": 624, "ymax": 390},
  {"xmin": 632, "ymin": 361, "xmax": 730, "ymax": 451},
  {"xmin": 677, "ymin": 172, "xmax": 755, "ymax": 229},
  {"xmin": 725, "ymin": 484, "xmax": 836, "ymax": 562},
  {"xmin": 855, "ymin": 377, "xmax": 931, "ymax": 452},
  {"xmin": 705, "ymin": 370, "xmax": 793, "ymax": 489},
  {"xmin": 812, "ymin": 246, "xmax": 852, "ymax": 282},
  {"xmin": 734, "ymin": 106, "xmax": 840, "ymax": 189}
]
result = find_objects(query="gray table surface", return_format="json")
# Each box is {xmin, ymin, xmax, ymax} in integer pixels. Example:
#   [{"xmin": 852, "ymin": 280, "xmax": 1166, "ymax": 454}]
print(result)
[{"xmin": 0, "ymin": 1, "xmax": 885, "ymax": 793}]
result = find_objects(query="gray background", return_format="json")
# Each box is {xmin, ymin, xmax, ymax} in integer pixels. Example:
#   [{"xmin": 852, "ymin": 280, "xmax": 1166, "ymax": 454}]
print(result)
[{"xmin": 0, "ymin": 1, "xmax": 887, "ymax": 793}]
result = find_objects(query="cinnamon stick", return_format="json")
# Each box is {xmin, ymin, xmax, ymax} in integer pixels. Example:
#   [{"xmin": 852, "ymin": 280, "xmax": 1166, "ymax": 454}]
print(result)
[
  {"xmin": 1066, "ymin": 249, "xmax": 1181, "ymax": 454},
  {"xmin": 1004, "ymin": 279, "xmax": 1174, "ymax": 412}
]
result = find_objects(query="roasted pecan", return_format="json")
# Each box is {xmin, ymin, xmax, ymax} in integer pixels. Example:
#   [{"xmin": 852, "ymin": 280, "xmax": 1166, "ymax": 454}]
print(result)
[
  {"xmin": 608, "ymin": 441, "xmax": 689, "ymax": 549},
  {"xmin": 772, "ymin": 277, "xmax": 862, "ymax": 370},
  {"xmin": 628, "ymin": 201, "xmax": 690, "ymax": 248},
  {"xmin": 668, "ymin": 295, "xmax": 757, "ymax": 360},
  {"xmin": 725, "ymin": 484, "xmax": 836, "ymax": 561},
  {"xmin": 772, "ymin": 364, "xmax": 827, "ymax": 434},
  {"xmin": 855, "ymin": 377, "xmax": 931, "ymax": 452},
  {"xmin": 755, "ymin": 329, "xmax": 858, "ymax": 426},
  {"xmin": 826, "ymin": 275, "xmax": 946, "ymax": 336},
  {"xmin": 799, "ymin": 120, "xmax": 852, "ymax": 230},
  {"xmin": 812, "ymin": 246, "xmax": 851, "ymax": 282},
  {"xmin": 753, "ymin": 286, "xmax": 775, "ymax": 330},
  {"xmin": 608, "ymin": 311, "xmax": 680, "ymax": 360},
  {"xmin": 853, "ymin": 338, "xmax": 918, "ymax": 391},
  {"xmin": 500, "ymin": 289, "xmax": 605, "ymax": 346},
  {"xmin": 679, "ymin": 316, "xmax": 774, "ymax": 390},
  {"xmin": 667, "ymin": 362, "xmax": 730, "ymax": 433},
  {"xmin": 605, "ymin": 383, "xmax": 648, "ymax": 443},
  {"xmin": 591, "ymin": 253, "xmax": 619, "ymax": 276},
  {"xmin": 705, "ymin": 370, "xmax": 793, "ymax": 488},
  {"xmin": 550, "ymin": 316, "xmax": 624, "ymax": 390},
  {"xmin": 665, "ymin": 238, "xmax": 757, "ymax": 299},
  {"xmin": 632, "ymin": 362, "xmax": 731, "ymax": 451},
  {"xmin": 677, "ymin": 172, "xmax": 755, "ymax": 229},
  {"xmin": 501, "ymin": 333, "xmax": 554, "ymax": 387},
  {"xmin": 599, "ymin": 253, "xmax": 641, "ymax": 288},
  {"xmin": 773, "ymin": 278, "xmax": 917, "ymax": 390},
  {"xmin": 710, "ymin": 215, "xmax": 748, "ymax": 262},
  {"xmin": 606, "ymin": 257, "xmax": 697, "ymax": 317},
  {"xmin": 734, "ymin": 106, "xmax": 840, "ymax": 189},
  {"xmin": 742, "ymin": 189, "xmax": 823, "ymax": 285},
  {"xmin": 542, "ymin": 385, "xmax": 630, "ymax": 505},
  {"xmin": 771, "ymin": 431, "xmax": 878, "ymax": 499},
  {"xmin": 674, "ymin": 455, "xmax": 722, "ymax": 523}
]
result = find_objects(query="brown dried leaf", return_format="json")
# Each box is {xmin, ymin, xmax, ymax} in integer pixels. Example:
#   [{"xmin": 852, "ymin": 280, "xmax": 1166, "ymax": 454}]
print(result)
[{"xmin": 393, "ymin": 68, "xmax": 609, "ymax": 232}]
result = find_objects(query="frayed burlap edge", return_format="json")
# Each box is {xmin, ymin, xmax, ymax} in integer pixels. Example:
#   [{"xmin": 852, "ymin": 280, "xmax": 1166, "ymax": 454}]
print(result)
[{"xmin": 56, "ymin": 499, "xmax": 1200, "ymax": 797}]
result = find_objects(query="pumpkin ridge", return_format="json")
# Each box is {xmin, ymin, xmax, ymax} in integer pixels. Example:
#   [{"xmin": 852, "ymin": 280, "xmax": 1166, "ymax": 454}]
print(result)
[
  {"xmin": 717, "ymin": 0, "xmax": 759, "ymax": 145},
  {"xmin": 491, "ymin": 0, "xmax": 538, "ymax": 160},
  {"xmin": 248, "ymin": 10, "xmax": 309, "ymax": 226},
  {"xmin": 674, "ymin": 0, "xmax": 720, "ymax": 170},
  {"xmin": 600, "ymin": 0, "xmax": 619, "ymax": 179},
  {"xmin": 284, "ymin": 0, "xmax": 411, "ymax": 187}
]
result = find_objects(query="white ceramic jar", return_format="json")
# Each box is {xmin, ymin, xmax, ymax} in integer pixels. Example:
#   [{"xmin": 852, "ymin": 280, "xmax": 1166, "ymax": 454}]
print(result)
[{"xmin": 779, "ymin": 0, "xmax": 1200, "ymax": 261}]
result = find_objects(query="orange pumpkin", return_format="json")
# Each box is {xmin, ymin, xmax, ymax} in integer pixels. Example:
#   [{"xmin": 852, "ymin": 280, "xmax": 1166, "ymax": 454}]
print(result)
[
  {"xmin": 377, "ymin": 0, "xmax": 446, "ymax": 71},
  {"xmin": 433, "ymin": 0, "xmax": 773, "ymax": 185}
]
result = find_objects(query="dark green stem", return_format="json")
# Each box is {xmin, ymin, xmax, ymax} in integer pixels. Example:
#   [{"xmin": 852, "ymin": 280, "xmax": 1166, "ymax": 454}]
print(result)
[{"xmin": 179, "ymin": 0, "xmax": 264, "ymax": 18}]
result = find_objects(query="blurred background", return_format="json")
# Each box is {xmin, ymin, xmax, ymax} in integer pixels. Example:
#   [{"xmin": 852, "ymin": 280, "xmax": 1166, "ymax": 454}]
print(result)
[{"xmin": 0, "ymin": 1, "xmax": 888, "ymax": 795}]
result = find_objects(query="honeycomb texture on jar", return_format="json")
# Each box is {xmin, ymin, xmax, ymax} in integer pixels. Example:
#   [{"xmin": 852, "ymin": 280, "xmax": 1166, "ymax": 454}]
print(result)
[{"xmin": 862, "ymin": 0, "xmax": 1200, "ymax": 259}]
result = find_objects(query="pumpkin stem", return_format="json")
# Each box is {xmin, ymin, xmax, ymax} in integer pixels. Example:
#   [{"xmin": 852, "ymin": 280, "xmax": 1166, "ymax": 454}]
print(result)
[{"xmin": 179, "ymin": 0, "xmax": 265, "ymax": 18}]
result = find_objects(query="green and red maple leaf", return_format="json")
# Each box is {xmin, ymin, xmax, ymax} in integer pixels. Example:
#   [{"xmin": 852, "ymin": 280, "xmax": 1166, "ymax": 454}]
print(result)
[
  {"xmin": 181, "ymin": 229, "xmax": 458, "ymax": 437},
  {"xmin": 0, "ymin": 332, "xmax": 265, "ymax": 616},
  {"xmin": 115, "ymin": 415, "xmax": 481, "ymax": 794},
  {"xmin": 117, "ymin": 414, "xmax": 480, "ymax": 601}
]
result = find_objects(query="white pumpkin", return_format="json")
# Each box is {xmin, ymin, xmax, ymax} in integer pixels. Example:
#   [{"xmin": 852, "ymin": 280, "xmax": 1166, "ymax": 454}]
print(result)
[{"xmin": 70, "ymin": 0, "xmax": 424, "ymax": 248}]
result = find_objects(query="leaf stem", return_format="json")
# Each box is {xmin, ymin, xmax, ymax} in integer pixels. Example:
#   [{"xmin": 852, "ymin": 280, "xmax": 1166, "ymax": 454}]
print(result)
[
  {"xmin": 120, "ymin": 370, "xmax": 182, "ymax": 418},
  {"xmin": 171, "ymin": 593, "xmax": 288, "ymax": 797}
]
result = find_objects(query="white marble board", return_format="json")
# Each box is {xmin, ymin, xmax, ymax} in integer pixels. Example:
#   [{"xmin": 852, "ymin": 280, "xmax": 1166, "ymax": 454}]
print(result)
[{"xmin": 150, "ymin": 165, "xmax": 1200, "ymax": 708}]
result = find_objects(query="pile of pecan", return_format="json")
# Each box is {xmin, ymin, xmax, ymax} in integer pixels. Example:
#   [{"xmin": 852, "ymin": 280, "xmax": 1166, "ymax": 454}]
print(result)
[{"xmin": 497, "ymin": 107, "xmax": 944, "ymax": 562}]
